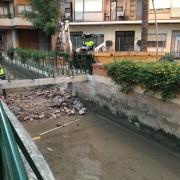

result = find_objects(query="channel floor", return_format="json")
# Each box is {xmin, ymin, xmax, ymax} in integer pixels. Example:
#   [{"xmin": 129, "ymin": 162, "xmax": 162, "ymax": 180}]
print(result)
[{"xmin": 23, "ymin": 113, "xmax": 180, "ymax": 180}]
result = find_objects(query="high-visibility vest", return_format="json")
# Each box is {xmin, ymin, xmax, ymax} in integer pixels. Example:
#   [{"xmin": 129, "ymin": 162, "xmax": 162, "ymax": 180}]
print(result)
[
  {"xmin": 84, "ymin": 41, "xmax": 94, "ymax": 47},
  {"xmin": 0, "ymin": 68, "xmax": 5, "ymax": 76}
]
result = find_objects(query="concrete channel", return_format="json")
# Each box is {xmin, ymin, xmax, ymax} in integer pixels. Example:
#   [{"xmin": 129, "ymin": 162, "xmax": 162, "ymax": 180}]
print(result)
[
  {"xmin": 23, "ymin": 112, "xmax": 180, "ymax": 180},
  {"xmin": 1, "ymin": 62, "xmax": 180, "ymax": 180}
]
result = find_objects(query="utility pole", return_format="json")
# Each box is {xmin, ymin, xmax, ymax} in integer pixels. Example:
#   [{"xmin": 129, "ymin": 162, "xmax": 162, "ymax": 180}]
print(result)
[
  {"xmin": 152, "ymin": 0, "xmax": 159, "ymax": 62},
  {"xmin": 141, "ymin": 0, "xmax": 149, "ymax": 52}
]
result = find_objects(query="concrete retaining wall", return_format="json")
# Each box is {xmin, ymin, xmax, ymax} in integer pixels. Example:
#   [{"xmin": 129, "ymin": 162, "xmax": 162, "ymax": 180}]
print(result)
[{"xmin": 72, "ymin": 75, "xmax": 180, "ymax": 141}]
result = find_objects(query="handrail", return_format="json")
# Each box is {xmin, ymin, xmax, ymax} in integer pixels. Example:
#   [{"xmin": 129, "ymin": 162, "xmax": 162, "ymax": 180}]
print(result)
[{"xmin": 0, "ymin": 101, "xmax": 29, "ymax": 180}]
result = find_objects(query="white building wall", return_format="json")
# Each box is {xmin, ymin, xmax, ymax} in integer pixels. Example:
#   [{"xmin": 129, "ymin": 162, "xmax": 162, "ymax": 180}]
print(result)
[{"xmin": 70, "ymin": 23, "xmax": 180, "ymax": 53}]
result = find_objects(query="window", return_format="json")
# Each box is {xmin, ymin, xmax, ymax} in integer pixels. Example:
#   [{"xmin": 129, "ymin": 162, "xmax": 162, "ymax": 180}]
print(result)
[
  {"xmin": 115, "ymin": 31, "xmax": 135, "ymax": 51},
  {"xmin": 149, "ymin": 0, "xmax": 171, "ymax": 9},
  {"xmin": 172, "ymin": 0, "xmax": 180, "ymax": 8},
  {"xmin": 70, "ymin": 32, "xmax": 104, "ymax": 50},
  {"xmin": 94, "ymin": 34, "xmax": 104, "ymax": 47},
  {"xmin": 0, "ymin": 6, "xmax": 8, "ymax": 16},
  {"xmin": 17, "ymin": 5, "xmax": 32, "ymax": 15},
  {"xmin": 84, "ymin": 0, "xmax": 102, "ymax": 12},
  {"xmin": 147, "ymin": 34, "xmax": 167, "ymax": 48},
  {"xmin": 74, "ymin": 0, "xmax": 83, "ymax": 21},
  {"xmin": 70, "ymin": 32, "xmax": 83, "ymax": 50}
]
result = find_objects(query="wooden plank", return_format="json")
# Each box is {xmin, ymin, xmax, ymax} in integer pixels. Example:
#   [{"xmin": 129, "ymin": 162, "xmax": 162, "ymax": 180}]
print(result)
[{"xmin": 0, "ymin": 75, "xmax": 89, "ymax": 89}]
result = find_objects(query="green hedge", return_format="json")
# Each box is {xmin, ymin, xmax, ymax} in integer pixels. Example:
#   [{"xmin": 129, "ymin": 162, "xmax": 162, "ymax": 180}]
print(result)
[
  {"xmin": 7, "ymin": 48, "xmax": 68, "ymax": 60},
  {"xmin": 105, "ymin": 61, "xmax": 180, "ymax": 101}
]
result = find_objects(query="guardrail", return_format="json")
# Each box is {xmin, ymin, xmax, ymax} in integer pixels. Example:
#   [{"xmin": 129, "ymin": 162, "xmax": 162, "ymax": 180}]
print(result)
[
  {"xmin": 1, "ymin": 51, "xmax": 94, "ymax": 80},
  {"xmin": 0, "ymin": 101, "xmax": 43, "ymax": 180}
]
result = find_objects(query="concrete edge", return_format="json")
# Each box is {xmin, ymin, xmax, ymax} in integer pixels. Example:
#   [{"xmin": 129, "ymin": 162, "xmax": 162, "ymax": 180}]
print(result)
[
  {"xmin": 0, "ymin": 75, "xmax": 89, "ymax": 89},
  {"xmin": 2, "ymin": 102, "xmax": 55, "ymax": 180}
]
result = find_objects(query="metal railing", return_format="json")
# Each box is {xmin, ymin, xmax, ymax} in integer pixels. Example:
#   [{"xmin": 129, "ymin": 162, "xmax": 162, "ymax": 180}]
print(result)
[
  {"xmin": 73, "ymin": 10, "xmax": 142, "ymax": 22},
  {"xmin": 0, "ymin": 101, "xmax": 43, "ymax": 180},
  {"xmin": 1, "ymin": 50, "xmax": 94, "ymax": 80}
]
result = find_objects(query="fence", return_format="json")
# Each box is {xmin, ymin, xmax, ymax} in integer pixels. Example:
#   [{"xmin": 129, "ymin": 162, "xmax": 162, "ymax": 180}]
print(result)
[
  {"xmin": 0, "ymin": 50, "xmax": 94, "ymax": 80},
  {"xmin": 0, "ymin": 101, "xmax": 43, "ymax": 180}
]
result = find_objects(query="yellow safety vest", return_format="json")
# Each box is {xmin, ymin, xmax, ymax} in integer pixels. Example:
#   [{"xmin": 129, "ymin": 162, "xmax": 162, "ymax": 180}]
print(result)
[
  {"xmin": 84, "ymin": 41, "xmax": 94, "ymax": 47},
  {"xmin": 0, "ymin": 68, "xmax": 5, "ymax": 76}
]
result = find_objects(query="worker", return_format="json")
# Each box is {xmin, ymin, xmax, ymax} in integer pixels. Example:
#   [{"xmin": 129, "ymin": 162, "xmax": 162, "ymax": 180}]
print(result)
[
  {"xmin": 83, "ymin": 36, "xmax": 94, "ymax": 51},
  {"xmin": 0, "ymin": 64, "xmax": 6, "ymax": 98}
]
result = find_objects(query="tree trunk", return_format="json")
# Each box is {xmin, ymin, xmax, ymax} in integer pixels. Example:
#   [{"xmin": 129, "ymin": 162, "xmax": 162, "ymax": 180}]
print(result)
[{"xmin": 141, "ymin": 0, "xmax": 149, "ymax": 52}]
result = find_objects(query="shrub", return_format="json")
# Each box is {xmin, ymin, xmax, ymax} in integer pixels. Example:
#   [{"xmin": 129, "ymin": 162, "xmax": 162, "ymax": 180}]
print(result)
[
  {"xmin": 159, "ymin": 53, "xmax": 174, "ymax": 62},
  {"xmin": 7, "ymin": 47, "xmax": 15, "ymax": 59},
  {"xmin": 7, "ymin": 48, "xmax": 68, "ymax": 61},
  {"xmin": 106, "ymin": 40, "xmax": 113, "ymax": 47},
  {"xmin": 105, "ymin": 61, "xmax": 180, "ymax": 101}
]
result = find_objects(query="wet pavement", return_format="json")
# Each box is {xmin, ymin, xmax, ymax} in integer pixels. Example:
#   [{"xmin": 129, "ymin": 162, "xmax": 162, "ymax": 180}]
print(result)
[{"xmin": 23, "ymin": 113, "xmax": 180, "ymax": 180}]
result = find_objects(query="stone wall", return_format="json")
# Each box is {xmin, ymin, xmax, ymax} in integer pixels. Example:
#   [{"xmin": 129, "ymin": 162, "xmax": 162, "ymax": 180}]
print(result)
[{"xmin": 72, "ymin": 75, "xmax": 180, "ymax": 143}]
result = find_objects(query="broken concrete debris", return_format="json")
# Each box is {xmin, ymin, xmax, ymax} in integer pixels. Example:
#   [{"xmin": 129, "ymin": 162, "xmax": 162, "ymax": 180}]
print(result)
[{"xmin": 8, "ymin": 87, "xmax": 88, "ymax": 122}]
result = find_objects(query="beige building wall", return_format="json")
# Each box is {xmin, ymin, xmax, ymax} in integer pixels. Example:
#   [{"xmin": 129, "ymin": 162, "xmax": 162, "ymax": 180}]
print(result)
[{"xmin": 70, "ymin": 23, "xmax": 180, "ymax": 53}]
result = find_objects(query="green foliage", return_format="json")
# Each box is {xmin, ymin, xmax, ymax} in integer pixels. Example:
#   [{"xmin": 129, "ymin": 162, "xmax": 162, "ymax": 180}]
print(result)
[
  {"xmin": 105, "ymin": 61, "xmax": 180, "ymax": 101},
  {"xmin": 105, "ymin": 40, "xmax": 113, "ymax": 47},
  {"xmin": 7, "ymin": 47, "xmax": 15, "ymax": 59},
  {"xmin": 7, "ymin": 48, "xmax": 68, "ymax": 62},
  {"xmin": 23, "ymin": 0, "xmax": 59, "ymax": 35},
  {"xmin": 160, "ymin": 53, "xmax": 174, "ymax": 62}
]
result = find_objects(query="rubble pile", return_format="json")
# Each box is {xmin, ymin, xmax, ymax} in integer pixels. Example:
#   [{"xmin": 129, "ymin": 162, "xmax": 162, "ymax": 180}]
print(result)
[{"xmin": 8, "ymin": 87, "xmax": 88, "ymax": 122}]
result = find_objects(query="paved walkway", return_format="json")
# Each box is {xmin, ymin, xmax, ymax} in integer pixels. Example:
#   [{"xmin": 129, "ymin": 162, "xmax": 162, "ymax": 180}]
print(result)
[{"xmin": 23, "ymin": 113, "xmax": 180, "ymax": 180}]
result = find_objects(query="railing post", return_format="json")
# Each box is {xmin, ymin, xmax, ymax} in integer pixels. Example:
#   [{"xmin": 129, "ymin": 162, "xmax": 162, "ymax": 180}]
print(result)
[
  {"xmin": 0, "ymin": 102, "xmax": 29, "ymax": 180},
  {"xmin": 0, "ymin": 131, "xmax": 4, "ymax": 180}
]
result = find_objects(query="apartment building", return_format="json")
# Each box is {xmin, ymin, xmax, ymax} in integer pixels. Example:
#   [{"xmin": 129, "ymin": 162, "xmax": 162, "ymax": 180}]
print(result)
[
  {"xmin": 60, "ymin": 0, "xmax": 73, "ymax": 21},
  {"xmin": 69, "ymin": 0, "xmax": 180, "ymax": 56},
  {"xmin": 0, "ymin": 0, "xmax": 50, "ymax": 51}
]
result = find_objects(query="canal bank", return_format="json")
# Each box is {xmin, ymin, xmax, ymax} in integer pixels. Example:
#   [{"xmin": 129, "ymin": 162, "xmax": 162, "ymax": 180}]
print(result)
[
  {"xmin": 6, "ymin": 84, "xmax": 180, "ymax": 180},
  {"xmin": 72, "ymin": 75, "xmax": 180, "ymax": 152}
]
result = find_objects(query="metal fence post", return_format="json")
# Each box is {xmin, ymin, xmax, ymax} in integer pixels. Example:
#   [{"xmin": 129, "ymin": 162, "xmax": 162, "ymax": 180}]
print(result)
[{"xmin": 0, "ymin": 131, "xmax": 4, "ymax": 180}]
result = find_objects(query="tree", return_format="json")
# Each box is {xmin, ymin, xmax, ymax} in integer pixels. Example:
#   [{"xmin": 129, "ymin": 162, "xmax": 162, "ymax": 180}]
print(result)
[
  {"xmin": 141, "ymin": 0, "xmax": 149, "ymax": 52},
  {"xmin": 23, "ymin": 0, "xmax": 60, "ymax": 35}
]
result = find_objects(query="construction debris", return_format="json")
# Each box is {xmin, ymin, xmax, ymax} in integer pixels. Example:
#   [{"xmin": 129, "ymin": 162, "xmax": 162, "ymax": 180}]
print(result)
[{"xmin": 8, "ymin": 86, "xmax": 88, "ymax": 122}]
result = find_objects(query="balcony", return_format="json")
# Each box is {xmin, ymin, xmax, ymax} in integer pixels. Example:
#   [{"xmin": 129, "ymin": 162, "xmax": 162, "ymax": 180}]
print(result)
[
  {"xmin": 74, "ymin": 11, "xmax": 104, "ymax": 22},
  {"xmin": 13, "ymin": 5, "xmax": 32, "ymax": 27},
  {"xmin": 73, "ymin": 10, "xmax": 141, "ymax": 22},
  {"xmin": 0, "ymin": 0, "xmax": 12, "ymax": 1},
  {"xmin": 171, "ymin": 8, "xmax": 180, "ymax": 18},
  {"xmin": 13, "ymin": 17, "xmax": 32, "ymax": 27},
  {"xmin": 0, "ymin": 18, "xmax": 12, "ymax": 27}
]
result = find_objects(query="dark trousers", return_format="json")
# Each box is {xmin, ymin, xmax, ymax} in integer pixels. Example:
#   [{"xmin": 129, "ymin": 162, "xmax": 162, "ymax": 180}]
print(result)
[{"xmin": 0, "ymin": 76, "xmax": 6, "ymax": 98}]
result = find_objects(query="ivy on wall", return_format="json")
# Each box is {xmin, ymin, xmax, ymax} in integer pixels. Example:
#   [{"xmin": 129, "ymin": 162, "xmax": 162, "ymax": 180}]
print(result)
[{"xmin": 105, "ymin": 61, "xmax": 180, "ymax": 101}]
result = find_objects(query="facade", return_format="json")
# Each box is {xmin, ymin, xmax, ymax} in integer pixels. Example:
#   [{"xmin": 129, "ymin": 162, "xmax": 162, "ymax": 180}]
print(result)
[
  {"xmin": 60, "ymin": 0, "xmax": 73, "ymax": 21},
  {"xmin": 69, "ymin": 0, "xmax": 180, "ymax": 56},
  {"xmin": 0, "ymin": 0, "xmax": 50, "ymax": 51}
]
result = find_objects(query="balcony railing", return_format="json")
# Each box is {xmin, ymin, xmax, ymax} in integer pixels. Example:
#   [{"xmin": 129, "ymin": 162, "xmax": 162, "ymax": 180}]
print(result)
[{"xmin": 73, "ymin": 10, "xmax": 142, "ymax": 22}]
